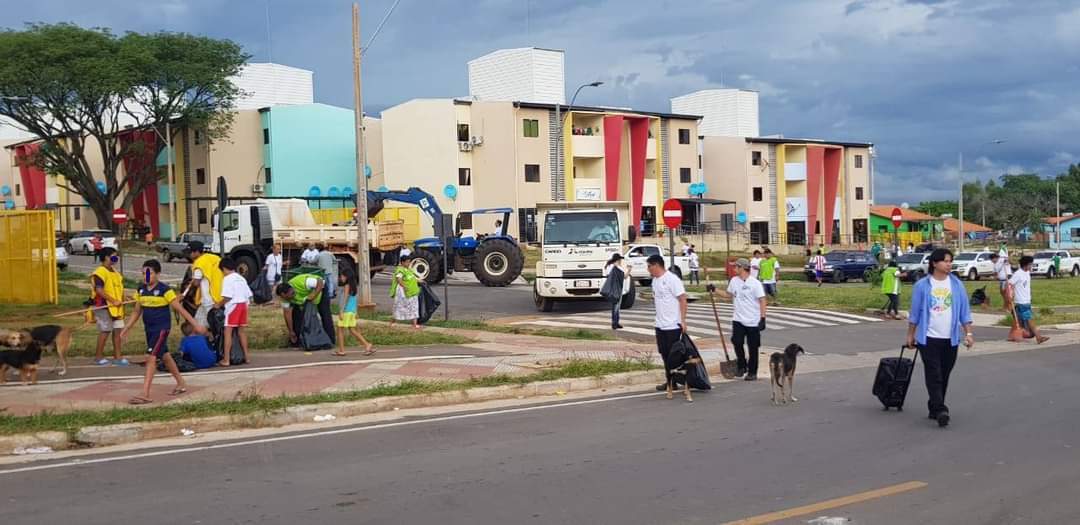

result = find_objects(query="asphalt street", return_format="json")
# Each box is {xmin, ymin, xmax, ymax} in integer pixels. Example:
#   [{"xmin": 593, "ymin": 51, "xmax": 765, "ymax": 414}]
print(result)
[{"xmin": 2, "ymin": 343, "xmax": 1078, "ymax": 524}]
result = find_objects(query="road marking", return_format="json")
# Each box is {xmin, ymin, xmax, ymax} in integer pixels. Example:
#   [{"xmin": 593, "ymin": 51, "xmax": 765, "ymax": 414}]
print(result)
[
  {"xmin": 721, "ymin": 480, "xmax": 928, "ymax": 525},
  {"xmin": 0, "ymin": 391, "xmax": 659, "ymax": 476}
]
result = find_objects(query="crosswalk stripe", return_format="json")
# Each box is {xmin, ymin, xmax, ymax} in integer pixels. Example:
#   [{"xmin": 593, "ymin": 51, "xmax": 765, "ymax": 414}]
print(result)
[
  {"xmin": 598, "ymin": 309, "xmax": 817, "ymax": 330},
  {"xmin": 620, "ymin": 304, "xmax": 829, "ymax": 328}
]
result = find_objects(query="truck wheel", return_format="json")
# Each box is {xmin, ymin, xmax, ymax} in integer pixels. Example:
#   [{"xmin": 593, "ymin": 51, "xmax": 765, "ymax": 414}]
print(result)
[
  {"xmin": 620, "ymin": 280, "xmax": 636, "ymax": 310},
  {"xmin": 413, "ymin": 248, "xmax": 445, "ymax": 285},
  {"xmin": 968, "ymin": 268, "xmax": 978, "ymax": 281},
  {"xmin": 1047, "ymin": 267, "xmax": 1056, "ymax": 279},
  {"xmin": 534, "ymin": 284, "xmax": 554, "ymax": 312},
  {"xmin": 1072, "ymin": 265, "xmax": 1079, "ymax": 278},
  {"xmin": 235, "ymin": 254, "xmax": 259, "ymax": 283},
  {"xmin": 473, "ymin": 239, "xmax": 524, "ymax": 287},
  {"xmin": 862, "ymin": 268, "xmax": 874, "ymax": 282}
]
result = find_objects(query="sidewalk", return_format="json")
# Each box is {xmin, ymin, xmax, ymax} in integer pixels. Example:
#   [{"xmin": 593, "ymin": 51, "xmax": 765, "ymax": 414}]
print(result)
[{"xmin": 3, "ymin": 324, "xmax": 1078, "ymax": 417}]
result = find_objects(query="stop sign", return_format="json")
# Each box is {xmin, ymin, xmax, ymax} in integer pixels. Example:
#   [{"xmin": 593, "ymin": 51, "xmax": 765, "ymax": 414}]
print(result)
[
  {"xmin": 890, "ymin": 207, "xmax": 903, "ymax": 229},
  {"xmin": 662, "ymin": 199, "xmax": 683, "ymax": 229},
  {"xmin": 112, "ymin": 208, "xmax": 128, "ymax": 224}
]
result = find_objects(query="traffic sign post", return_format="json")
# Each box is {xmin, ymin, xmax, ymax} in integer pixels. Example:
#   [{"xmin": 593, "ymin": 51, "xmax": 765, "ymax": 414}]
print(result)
[
  {"xmin": 112, "ymin": 208, "xmax": 128, "ymax": 275},
  {"xmin": 890, "ymin": 207, "xmax": 903, "ymax": 258},
  {"xmin": 662, "ymin": 199, "xmax": 683, "ymax": 275}
]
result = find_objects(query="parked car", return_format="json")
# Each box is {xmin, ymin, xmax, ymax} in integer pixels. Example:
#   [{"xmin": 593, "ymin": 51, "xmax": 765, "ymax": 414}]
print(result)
[
  {"xmin": 1031, "ymin": 250, "xmax": 1079, "ymax": 278},
  {"xmin": 66, "ymin": 229, "xmax": 118, "ymax": 255},
  {"xmin": 894, "ymin": 252, "xmax": 930, "ymax": 281},
  {"xmin": 156, "ymin": 232, "xmax": 213, "ymax": 262},
  {"xmin": 55, "ymin": 237, "xmax": 69, "ymax": 269},
  {"xmin": 804, "ymin": 251, "xmax": 878, "ymax": 283},
  {"xmin": 623, "ymin": 243, "xmax": 691, "ymax": 285},
  {"xmin": 950, "ymin": 251, "xmax": 995, "ymax": 280}
]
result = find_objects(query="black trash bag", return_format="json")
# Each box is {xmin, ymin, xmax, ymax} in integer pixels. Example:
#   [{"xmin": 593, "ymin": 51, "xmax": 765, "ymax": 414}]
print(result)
[
  {"xmin": 666, "ymin": 334, "xmax": 712, "ymax": 390},
  {"xmin": 156, "ymin": 351, "xmax": 197, "ymax": 373},
  {"xmin": 207, "ymin": 309, "xmax": 226, "ymax": 359},
  {"xmin": 300, "ymin": 302, "xmax": 334, "ymax": 350},
  {"xmin": 600, "ymin": 267, "xmax": 624, "ymax": 304},
  {"xmin": 417, "ymin": 283, "xmax": 442, "ymax": 325},
  {"xmin": 251, "ymin": 270, "xmax": 273, "ymax": 305}
]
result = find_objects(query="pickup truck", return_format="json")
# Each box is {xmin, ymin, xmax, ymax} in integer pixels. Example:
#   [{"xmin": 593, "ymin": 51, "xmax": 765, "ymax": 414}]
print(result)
[
  {"xmin": 1032, "ymin": 250, "xmax": 1080, "ymax": 278},
  {"xmin": 624, "ymin": 243, "xmax": 691, "ymax": 285},
  {"xmin": 950, "ymin": 251, "xmax": 996, "ymax": 280},
  {"xmin": 156, "ymin": 233, "xmax": 213, "ymax": 262}
]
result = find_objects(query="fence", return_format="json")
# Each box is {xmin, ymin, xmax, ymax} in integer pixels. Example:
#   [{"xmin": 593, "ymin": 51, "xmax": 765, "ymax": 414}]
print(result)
[{"xmin": 0, "ymin": 210, "xmax": 58, "ymax": 304}]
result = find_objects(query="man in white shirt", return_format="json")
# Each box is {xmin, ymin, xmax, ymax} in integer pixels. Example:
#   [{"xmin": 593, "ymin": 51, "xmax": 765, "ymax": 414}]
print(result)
[
  {"xmin": 681, "ymin": 242, "xmax": 691, "ymax": 256},
  {"xmin": 749, "ymin": 249, "xmax": 762, "ymax": 280},
  {"xmin": 264, "ymin": 244, "xmax": 284, "ymax": 285},
  {"xmin": 300, "ymin": 244, "xmax": 319, "ymax": 265},
  {"xmin": 217, "ymin": 258, "xmax": 253, "ymax": 366},
  {"xmin": 647, "ymin": 254, "xmax": 688, "ymax": 391},
  {"xmin": 990, "ymin": 252, "xmax": 1011, "ymax": 311},
  {"xmin": 1009, "ymin": 255, "xmax": 1049, "ymax": 344},
  {"xmin": 713, "ymin": 258, "xmax": 767, "ymax": 380},
  {"xmin": 688, "ymin": 249, "xmax": 701, "ymax": 285}
]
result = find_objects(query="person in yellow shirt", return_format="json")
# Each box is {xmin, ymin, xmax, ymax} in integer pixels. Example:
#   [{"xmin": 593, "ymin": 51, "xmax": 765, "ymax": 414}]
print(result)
[
  {"xmin": 89, "ymin": 247, "xmax": 128, "ymax": 366},
  {"xmin": 185, "ymin": 241, "xmax": 223, "ymax": 326}
]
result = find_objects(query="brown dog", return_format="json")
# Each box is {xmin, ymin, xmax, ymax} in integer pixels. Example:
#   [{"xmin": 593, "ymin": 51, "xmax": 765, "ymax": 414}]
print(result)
[
  {"xmin": 0, "ymin": 343, "xmax": 44, "ymax": 385},
  {"xmin": 769, "ymin": 344, "xmax": 805, "ymax": 405},
  {"xmin": 3, "ymin": 324, "xmax": 83, "ymax": 376}
]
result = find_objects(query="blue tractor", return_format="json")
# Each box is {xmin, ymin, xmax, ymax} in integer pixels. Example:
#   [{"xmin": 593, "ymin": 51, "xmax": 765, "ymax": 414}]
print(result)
[{"xmin": 366, "ymin": 187, "xmax": 525, "ymax": 287}]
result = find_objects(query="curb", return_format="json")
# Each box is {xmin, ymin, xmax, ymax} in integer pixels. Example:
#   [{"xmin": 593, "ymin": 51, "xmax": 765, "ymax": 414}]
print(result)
[{"xmin": 2, "ymin": 365, "xmax": 715, "ymax": 455}]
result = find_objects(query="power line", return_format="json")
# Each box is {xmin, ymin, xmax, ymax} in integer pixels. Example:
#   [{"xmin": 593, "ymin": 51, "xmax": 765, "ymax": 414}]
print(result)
[{"xmin": 363, "ymin": 0, "xmax": 403, "ymax": 54}]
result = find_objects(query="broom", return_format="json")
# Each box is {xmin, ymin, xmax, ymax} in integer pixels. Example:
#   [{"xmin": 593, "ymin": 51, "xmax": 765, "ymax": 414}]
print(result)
[
  {"xmin": 706, "ymin": 284, "xmax": 737, "ymax": 379},
  {"xmin": 1003, "ymin": 285, "xmax": 1027, "ymax": 342}
]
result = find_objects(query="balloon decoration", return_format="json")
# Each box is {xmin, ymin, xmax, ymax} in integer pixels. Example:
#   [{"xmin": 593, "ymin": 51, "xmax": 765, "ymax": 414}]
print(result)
[
  {"xmin": 689, "ymin": 182, "xmax": 708, "ymax": 196},
  {"xmin": 4, "ymin": 199, "xmax": 14, "ymax": 210},
  {"xmin": 0, "ymin": 185, "xmax": 10, "ymax": 196},
  {"xmin": 736, "ymin": 211, "xmax": 748, "ymax": 224},
  {"xmin": 327, "ymin": 186, "xmax": 341, "ymax": 198},
  {"xmin": 364, "ymin": 165, "xmax": 373, "ymax": 178},
  {"xmin": 342, "ymin": 186, "xmax": 354, "ymax": 197},
  {"xmin": 96, "ymin": 181, "xmax": 107, "ymax": 193},
  {"xmin": 443, "ymin": 184, "xmax": 458, "ymax": 200},
  {"xmin": 308, "ymin": 186, "xmax": 322, "ymax": 197},
  {"xmin": 377, "ymin": 185, "xmax": 389, "ymax": 193}
]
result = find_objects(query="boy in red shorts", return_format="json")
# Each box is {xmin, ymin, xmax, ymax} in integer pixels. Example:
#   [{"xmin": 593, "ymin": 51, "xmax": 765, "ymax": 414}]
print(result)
[{"xmin": 218, "ymin": 258, "xmax": 253, "ymax": 366}]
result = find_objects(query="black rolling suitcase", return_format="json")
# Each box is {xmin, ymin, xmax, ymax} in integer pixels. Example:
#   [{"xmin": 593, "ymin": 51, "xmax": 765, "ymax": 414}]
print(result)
[{"xmin": 873, "ymin": 345, "xmax": 919, "ymax": 410}]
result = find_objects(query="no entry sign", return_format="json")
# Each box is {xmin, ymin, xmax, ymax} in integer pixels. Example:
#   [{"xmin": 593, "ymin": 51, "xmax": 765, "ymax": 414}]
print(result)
[
  {"xmin": 112, "ymin": 208, "xmax": 128, "ymax": 224},
  {"xmin": 890, "ymin": 207, "xmax": 903, "ymax": 229},
  {"xmin": 662, "ymin": 199, "xmax": 683, "ymax": 229}
]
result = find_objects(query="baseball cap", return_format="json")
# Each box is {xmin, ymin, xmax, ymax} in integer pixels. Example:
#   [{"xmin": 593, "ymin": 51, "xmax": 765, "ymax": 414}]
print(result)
[{"xmin": 735, "ymin": 258, "xmax": 751, "ymax": 269}]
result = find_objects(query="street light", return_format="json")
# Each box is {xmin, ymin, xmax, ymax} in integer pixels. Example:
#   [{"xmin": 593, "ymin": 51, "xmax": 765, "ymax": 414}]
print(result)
[
  {"xmin": 555, "ymin": 81, "xmax": 603, "ymax": 200},
  {"xmin": 958, "ymin": 139, "xmax": 1005, "ymax": 252}
]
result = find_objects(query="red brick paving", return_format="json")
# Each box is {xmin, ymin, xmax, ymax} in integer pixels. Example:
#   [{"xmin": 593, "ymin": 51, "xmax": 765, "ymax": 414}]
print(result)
[{"xmin": 255, "ymin": 363, "xmax": 370, "ymax": 397}]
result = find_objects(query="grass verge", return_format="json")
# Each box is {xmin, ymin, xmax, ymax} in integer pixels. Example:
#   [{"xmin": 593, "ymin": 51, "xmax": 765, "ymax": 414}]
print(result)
[
  {"xmin": 0, "ymin": 358, "xmax": 656, "ymax": 437},
  {"xmin": 358, "ymin": 312, "xmax": 615, "ymax": 341}
]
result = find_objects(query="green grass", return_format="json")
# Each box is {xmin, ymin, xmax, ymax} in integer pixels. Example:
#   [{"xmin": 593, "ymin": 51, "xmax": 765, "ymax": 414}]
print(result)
[
  {"xmin": 0, "ymin": 358, "xmax": 656, "ymax": 437},
  {"xmin": 358, "ymin": 311, "xmax": 615, "ymax": 341}
]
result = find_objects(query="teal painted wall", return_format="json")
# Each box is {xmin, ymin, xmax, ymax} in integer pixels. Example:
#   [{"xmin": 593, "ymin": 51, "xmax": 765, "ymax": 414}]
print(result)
[{"xmin": 264, "ymin": 104, "xmax": 357, "ymax": 199}]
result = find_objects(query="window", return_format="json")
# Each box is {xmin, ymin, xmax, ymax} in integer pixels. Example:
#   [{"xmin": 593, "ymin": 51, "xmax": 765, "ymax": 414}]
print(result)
[
  {"xmin": 220, "ymin": 210, "xmax": 239, "ymax": 231},
  {"xmin": 698, "ymin": 154, "xmax": 702, "ymax": 169},
  {"xmin": 1072, "ymin": 228, "xmax": 1080, "ymax": 240},
  {"xmin": 523, "ymin": 119, "xmax": 539, "ymax": 138},
  {"xmin": 753, "ymin": 187, "xmax": 763, "ymax": 202},
  {"xmin": 73, "ymin": 208, "xmax": 80, "ymax": 220},
  {"xmin": 264, "ymin": 167, "xmax": 272, "ymax": 183},
  {"xmin": 196, "ymin": 168, "xmax": 206, "ymax": 185},
  {"xmin": 751, "ymin": 151, "xmax": 762, "ymax": 166},
  {"xmin": 678, "ymin": 128, "xmax": 690, "ymax": 144},
  {"xmin": 194, "ymin": 129, "xmax": 204, "ymax": 145},
  {"xmin": 679, "ymin": 167, "xmax": 692, "ymax": 183},
  {"xmin": 855, "ymin": 186, "xmax": 865, "ymax": 200},
  {"xmin": 458, "ymin": 168, "xmax": 471, "ymax": 186},
  {"xmin": 855, "ymin": 154, "xmax": 864, "ymax": 168},
  {"xmin": 198, "ymin": 208, "xmax": 208, "ymax": 225},
  {"xmin": 15, "ymin": 184, "xmax": 20, "ymax": 196},
  {"xmin": 524, "ymin": 164, "xmax": 540, "ymax": 183},
  {"xmin": 457, "ymin": 123, "xmax": 470, "ymax": 142},
  {"xmin": 456, "ymin": 212, "xmax": 473, "ymax": 231},
  {"xmin": 262, "ymin": 129, "xmax": 269, "ymax": 144}
]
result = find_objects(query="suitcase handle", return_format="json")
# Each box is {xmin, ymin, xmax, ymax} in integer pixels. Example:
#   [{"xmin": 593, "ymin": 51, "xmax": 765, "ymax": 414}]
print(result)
[{"xmin": 899, "ymin": 344, "xmax": 919, "ymax": 363}]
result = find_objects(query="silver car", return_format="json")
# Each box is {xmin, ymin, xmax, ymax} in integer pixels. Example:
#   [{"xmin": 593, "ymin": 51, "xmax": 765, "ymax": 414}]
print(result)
[
  {"xmin": 55, "ymin": 238, "xmax": 69, "ymax": 269},
  {"xmin": 894, "ymin": 252, "xmax": 930, "ymax": 281},
  {"xmin": 66, "ymin": 229, "xmax": 118, "ymax": 255}
]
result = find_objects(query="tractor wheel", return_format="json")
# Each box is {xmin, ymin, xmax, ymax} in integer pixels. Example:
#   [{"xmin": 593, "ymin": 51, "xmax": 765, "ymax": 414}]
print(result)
[
  {"xmin": 620, "ymin": 280, "xmax": 636, "ymax": 310},
  {"xmin": 534, "ymin": 283, "xmax": 554, "ymax": 312},
  {"xmin": 473, "ymin": 239, "xmax": 524, "ymax": 287},
  {"xmin": 413, "ymin": 248, "xmax": 445, "ymax": 285}
]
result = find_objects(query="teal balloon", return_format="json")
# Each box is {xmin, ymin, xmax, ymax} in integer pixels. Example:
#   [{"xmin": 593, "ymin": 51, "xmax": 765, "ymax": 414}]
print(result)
[
  {"xmin": 0, "ymin": 185, "xmax": 9, "ymax": 196},
  {"xmin": 308, "ymin": 186, "xmax": 322, "ymax": 197},
  {"xmin": 736, "ymin": 211, "xmax": 747, "ymax": 224},
  {"xmin": 443, "ymin": 184, "xmax": 458, "ymax": 200},
  {"xmin": 377, "ymin": 186, "xmax": 389, "ymax": 193},
  {"xmin": 96, "ymin": 181, "xmax": 107, "ymax": 193},
  {"xmin": 4, "ymin": 199, "xmax": 14, "ymax": 209},
  {"xmin": 343, "ymin": 186, "xmax": 354, "ymax": 196},
  {"xmin": 364, "ymin": 165, "xmax": 372, "ymax": 178}
]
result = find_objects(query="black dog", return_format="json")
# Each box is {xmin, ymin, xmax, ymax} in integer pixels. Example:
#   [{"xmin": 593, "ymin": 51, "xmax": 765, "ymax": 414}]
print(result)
[
  {"xmin": 769, "ymin": 344, "xmax": 805, "ymax": 405},
  {"xmin": 664, "ymin": 337, "xmax": 709, "ymax": 403},
  {"xmin": 0, "ymin": 342, "xmax": 44, "ymax": 385}
]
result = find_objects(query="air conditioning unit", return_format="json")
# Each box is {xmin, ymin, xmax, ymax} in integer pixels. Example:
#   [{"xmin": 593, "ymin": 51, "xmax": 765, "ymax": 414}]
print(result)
[
  {"xmin": 471, "ymin": 136, "xmax": 484, "ymax": 146},
  {"xmin": 458, "ymin": 141, "xmax": 473, "ymax": 152},
  {"xmin": 251, "ymin": 183, "xmax": 265, "ymax": 194}
]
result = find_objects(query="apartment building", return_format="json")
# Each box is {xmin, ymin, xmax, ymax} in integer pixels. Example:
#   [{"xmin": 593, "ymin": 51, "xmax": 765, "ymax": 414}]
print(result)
[
  {"xmin": 381, "ymin": 98, "xmax": 701, "ymax": 241},
  {"xmin": 701, "ymin": 137, "xmax": 873, "ymax": 246}
]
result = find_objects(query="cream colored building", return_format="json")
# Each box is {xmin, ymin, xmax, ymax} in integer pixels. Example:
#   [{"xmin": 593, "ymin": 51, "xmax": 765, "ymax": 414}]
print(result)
[
  {"xmin": 701, "ymin": 137, "xmax": 872, "ymax": 247},
  {"xmin": 381, "ymin": 98, "xmax": 701, "ymax": 241}
]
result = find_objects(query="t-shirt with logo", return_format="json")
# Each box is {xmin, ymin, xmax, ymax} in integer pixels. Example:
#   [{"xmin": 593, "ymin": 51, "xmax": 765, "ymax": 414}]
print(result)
[
  {"xmin": 651, "ymin": 270, "xmax": 686, "ymax": 331},
  {"xmin": 135, "ymin": 281, "xmax": 177, "ymax": 332},
  {"xmin": 927, "ymin": 277, "xmax": 953, "ymax": 339},
  {"xmin": 726, "ymin": 275, "xmax": 766, "ymax": 327},
  {"xmin": 1009, "ymin": 269, "xmax": 1031, "ymax": 305}
]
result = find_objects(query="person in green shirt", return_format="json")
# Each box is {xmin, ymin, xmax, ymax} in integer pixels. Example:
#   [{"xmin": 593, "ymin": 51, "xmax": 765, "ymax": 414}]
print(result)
[
  {"xmin": 1053, "ymin": 253, "xmax": 1062, "ymax": 278},
  {"xmin": 275, "ymin": 272, "xmax": 336, "ymax": 346},
  {"xmin": 390, "ymin": 255, "xmax": 421, "ymax": 329},
  {"xmin": 880, "ymin": 260, "xmax": 902, "ymax": 320},
  {"xmin": 871, "ymin": 242, "xmax": 882, "ymax": 262},
  {"xmin": 759, "ymin": 248, "xmax": 780, "ymax": 304}
]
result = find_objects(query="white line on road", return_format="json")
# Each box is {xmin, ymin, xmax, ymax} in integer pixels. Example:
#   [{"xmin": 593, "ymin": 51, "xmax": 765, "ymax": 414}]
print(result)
[{"xmin": 0, "ymin": 391, "xmax": 659, "ymax": 476}]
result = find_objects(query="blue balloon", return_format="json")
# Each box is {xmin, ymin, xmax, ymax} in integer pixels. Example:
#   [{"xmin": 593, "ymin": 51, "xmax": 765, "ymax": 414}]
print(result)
[
  {"xmin": 308, "ymin": 186, "xmax": 322, "ymax": 197},
  {"xmin": 96, "ymin": 181, "xmax": 107, "ymax": 193},
  {"xmin": 0, "ymin": 185, "xmax": 9, "ymax": 196},
  {"xmin": 364, "ymin": 165, "xmax": 372, "ymax": 178},
  {"xmin": 342, "ymin": 186, "xmax": 354, "ymax": 196},
  {"xmin": 327, "ymin": 186, "xmax": 341, "ymax": 198},
  {"xmin": 377, "ymin": 186, "xmax": 389, "ymax": 193},
  {"xmin": 443, "ymin": 184, "xmax": 458, "ymax": 200},
  {"xmin": 736, "ymin": 211, "xmax": 747, "ymax": 224},
  {"xmin": 4, "ymin": 199, "xmax": 14, "ymax": 209}
]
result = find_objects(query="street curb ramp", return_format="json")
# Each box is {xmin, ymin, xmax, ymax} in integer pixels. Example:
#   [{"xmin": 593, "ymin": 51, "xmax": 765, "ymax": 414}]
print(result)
[{"xmin": 0, "ymin": 366, "xmax": 708, "ymax": 455}]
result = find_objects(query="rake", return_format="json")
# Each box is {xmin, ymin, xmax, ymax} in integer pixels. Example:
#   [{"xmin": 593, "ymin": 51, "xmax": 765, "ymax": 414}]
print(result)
[{"xmin": 706, "ymin": 285, "xmax": 737, "ymax": 379}]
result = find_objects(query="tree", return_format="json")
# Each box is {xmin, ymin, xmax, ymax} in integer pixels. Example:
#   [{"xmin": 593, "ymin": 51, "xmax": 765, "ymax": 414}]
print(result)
[
  {"xmin": 0, "ymin": 23, "xmax": 249, "ymax": 229},
  {"xmin": 913, "ymin": 200, "xmax": 958, "ymax": 218}
]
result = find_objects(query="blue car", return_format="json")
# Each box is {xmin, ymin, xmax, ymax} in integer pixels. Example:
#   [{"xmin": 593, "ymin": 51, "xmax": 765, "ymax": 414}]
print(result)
[{"xmin": 804, "ymin": 251, "xmax": 878, "ymax": 283}]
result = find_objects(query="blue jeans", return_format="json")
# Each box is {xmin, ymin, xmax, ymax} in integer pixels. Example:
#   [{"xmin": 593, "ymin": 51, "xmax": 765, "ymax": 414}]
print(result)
[{"xmin": 611, "ymin": 298, "xmax": 621, "ymax": 328}]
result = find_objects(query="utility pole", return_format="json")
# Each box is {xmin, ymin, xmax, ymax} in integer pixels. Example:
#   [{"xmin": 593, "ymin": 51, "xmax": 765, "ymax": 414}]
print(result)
[
  {"xmin": 352, "ymin": 2, "xmax": 372, "ymax": 306},
  {"xmin": 1057, "ymin": 181, "xmax": 1061, "ymax": 247},
  {"xmin": 166, "ymin": 120, "xmax": 177, "ymax": 242},
  {"xmin": 958, "ymin": 152, "xmax": 964, "ymax": 252}
]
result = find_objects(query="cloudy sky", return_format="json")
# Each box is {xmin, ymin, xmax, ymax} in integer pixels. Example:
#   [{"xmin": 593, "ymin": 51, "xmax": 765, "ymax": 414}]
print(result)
[{"xmin": 6, "ymin": 0, "xmax": 1079, "ymax": 205}]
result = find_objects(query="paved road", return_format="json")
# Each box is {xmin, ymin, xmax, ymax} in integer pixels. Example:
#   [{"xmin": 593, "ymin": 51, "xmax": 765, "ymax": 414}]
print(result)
[{"xmin": 2, "ymin": 343, "xmax": 1077, "ymax": 524}]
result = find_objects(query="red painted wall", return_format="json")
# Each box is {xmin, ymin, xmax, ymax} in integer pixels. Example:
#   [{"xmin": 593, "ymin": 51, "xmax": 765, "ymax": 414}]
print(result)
[
  {"xmin": 805, "ymin": 146, "xmax": 824, "ymax": 245},
  {"xmin": 118, "ymin": 130, "xmax": 161, "ymax": 237},
  {"xmin": 628, "ymin": 118, "xmax": 650, "ymax": 230},
  {"xmin": 822, "ymin": 148, "xmax": 842, "ymax": 244},
  {"xmin": 602, "ymin": 116, "xmax": 624, "ymax": 200}
]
